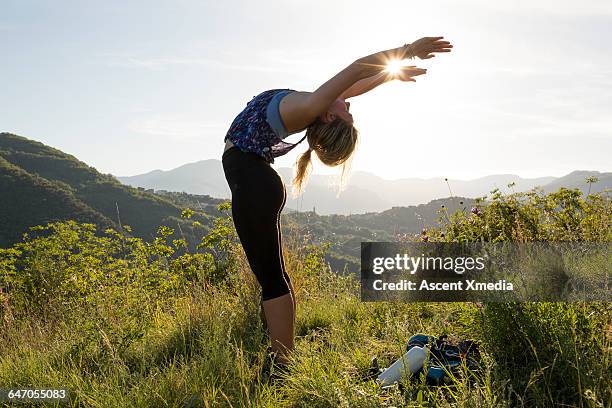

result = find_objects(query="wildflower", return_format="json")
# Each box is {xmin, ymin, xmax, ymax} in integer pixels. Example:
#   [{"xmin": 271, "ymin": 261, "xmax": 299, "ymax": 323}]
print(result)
[
  {"xmin": 471, "ymin": 207, "xmax": 482, "ymax": 216},
  {"xmin": 421, "ymin": 228, "xmax": 427, "ymax": 235},
  {"xmin": 422, "ymin": 235, "xmax": 429, "ymax": 242}
]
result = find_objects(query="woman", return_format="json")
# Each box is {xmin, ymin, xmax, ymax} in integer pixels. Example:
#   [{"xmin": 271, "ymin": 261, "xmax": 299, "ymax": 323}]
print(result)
[{"xmin": 221, "ymin": 37, "xmax": 453, "ymax": 369}]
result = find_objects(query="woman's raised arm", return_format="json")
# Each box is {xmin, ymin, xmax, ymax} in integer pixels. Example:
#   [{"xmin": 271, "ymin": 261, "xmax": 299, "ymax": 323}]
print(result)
[
  {"xmin": 280, "ymin": 62, "xmax": 367, "ymax": 132},
  {"xmin": 280, "ymin": 37, "xmax": 452, "ymax": 131}
]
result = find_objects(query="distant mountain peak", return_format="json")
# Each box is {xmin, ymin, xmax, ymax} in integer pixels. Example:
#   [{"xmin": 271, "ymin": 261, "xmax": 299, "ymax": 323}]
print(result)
[{"xmin": 115, "ymin": 156, "xmax": 610, "ymax": 215}]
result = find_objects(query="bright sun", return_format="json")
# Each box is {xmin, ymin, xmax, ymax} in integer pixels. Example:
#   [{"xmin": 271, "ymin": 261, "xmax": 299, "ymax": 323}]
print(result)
[{"xmin": 385, "ymin": 59, "xmax": 410, "ymax": 74}]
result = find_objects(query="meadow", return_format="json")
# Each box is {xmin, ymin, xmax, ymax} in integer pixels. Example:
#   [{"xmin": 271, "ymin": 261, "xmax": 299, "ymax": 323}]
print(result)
[{"xmin": 0, "ymin": 186, "xmax": 610, "ymax": 407}]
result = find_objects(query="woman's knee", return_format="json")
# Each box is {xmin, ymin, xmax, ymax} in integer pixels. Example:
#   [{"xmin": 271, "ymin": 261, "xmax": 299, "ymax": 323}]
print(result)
[{"xmin": 261, "ymin": 276, "xmax": 291, "ymax": 301}]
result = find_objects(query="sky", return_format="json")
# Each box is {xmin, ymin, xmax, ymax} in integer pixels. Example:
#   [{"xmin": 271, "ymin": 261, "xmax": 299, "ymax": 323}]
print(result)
[{"xmin": 1, "ymin": 0, "xmax": 611, "ymax": 180}]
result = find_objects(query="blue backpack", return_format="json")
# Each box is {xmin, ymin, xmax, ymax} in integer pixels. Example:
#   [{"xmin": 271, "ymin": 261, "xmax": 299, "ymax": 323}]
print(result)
[
  {"xmin": 364, "ymin": 333, "xmax": 481, "ymax": 386},
  {"xmin": 405, "ymin": 333, "xmax": 481, "ymax": 385}
]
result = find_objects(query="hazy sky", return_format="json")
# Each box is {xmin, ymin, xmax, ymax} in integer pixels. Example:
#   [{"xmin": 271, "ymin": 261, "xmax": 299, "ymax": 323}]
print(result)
[{"xmin": 1, "ymin": 0, "xmax": 611, "ymax": 180}]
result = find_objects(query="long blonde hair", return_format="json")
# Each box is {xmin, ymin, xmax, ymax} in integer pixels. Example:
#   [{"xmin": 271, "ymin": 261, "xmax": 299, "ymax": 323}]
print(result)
[{"xmin": 291, "ymin": 117, "xmax": 359, "ymax": 198}]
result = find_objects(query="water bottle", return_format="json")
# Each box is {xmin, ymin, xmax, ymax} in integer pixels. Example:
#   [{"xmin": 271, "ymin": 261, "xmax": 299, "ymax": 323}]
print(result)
[{"xmin": 376, "ymin": 345, "xmax": 428, "ymax": 386}]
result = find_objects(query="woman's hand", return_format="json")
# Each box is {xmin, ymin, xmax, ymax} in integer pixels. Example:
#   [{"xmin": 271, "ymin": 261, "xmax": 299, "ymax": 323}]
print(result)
[
  {"xmin": 354, "ymin": 36, "xmax": 452, "ymax": 78},
  {"xmin": 392, "ymin": 66, "xmax": 427, "ymax": 82},
  {"xmin": 405, "ymin": 36, "xmax": 453, "ymax": 60}
]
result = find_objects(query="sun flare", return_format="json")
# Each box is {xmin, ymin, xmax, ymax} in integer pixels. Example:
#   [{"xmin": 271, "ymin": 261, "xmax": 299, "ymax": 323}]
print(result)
[
  {"xmin": 385, "ymin": 59, "xmax": 405, "ymax": 74},
  {"xmin": 385, "ymin": 59, "xmax": 409, "ymax": 74}
]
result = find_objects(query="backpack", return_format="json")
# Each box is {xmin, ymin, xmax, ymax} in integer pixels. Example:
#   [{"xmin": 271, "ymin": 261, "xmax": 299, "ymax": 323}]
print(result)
[
  {"xmin": 364, "ymin": 333, "xmax": 481, "ymax": 386},
  {"xmin": 406, "ymin": 333, "xmax": 481, "ymax": 385}
]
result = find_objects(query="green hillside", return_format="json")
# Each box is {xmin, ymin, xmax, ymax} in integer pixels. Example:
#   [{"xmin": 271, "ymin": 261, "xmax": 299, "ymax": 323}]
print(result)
[
  {"xmin": 0, "ymin": 133, "xmax": 213, "ymax": 246},
  {"xmin": 0, "ymin": 156, "xmax": 115, "ymax": 246}
]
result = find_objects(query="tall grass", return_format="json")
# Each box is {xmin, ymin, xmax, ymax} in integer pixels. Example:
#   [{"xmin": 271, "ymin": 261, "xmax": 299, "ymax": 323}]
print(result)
[{"xmin": 0, "ymin": 188, "xmax": 610, "ymax": 407}]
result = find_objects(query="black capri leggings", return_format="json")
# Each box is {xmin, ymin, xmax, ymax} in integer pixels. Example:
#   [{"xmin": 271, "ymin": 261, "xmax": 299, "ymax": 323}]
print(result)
[{"xmin": 222, "ymin": 146, "xmax": 292, "ymax": 301}]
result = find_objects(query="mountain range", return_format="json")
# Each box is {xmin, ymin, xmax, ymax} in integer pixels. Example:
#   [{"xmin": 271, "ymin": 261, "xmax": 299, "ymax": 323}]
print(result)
[
  {"xmin": 119, "ymin": 160, "xmax": 611, "ymax": 215},
  {"xmin": 3, "ymin": 132, "xmax": 609, "ymax": 274}
]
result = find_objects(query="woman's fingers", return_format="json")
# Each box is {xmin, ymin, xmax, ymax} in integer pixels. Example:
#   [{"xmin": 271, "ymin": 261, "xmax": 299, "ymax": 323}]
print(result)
[
  {"xmin": 414, "ymin": 40, "xmax": 452, "ymax": 57},
  {"xmin": 429, "ymin": 40, "xmax": 452, "ymax": 47},
  {"xmin": 396, "ymin": 67, "xmax": 427, "ymax": 80},
  {"xmin": 422, "ymin": 45, "xmax": 452, "ymax": 56},
  {"xmin": 397, "ymin": 75, "xmax": 416, "ymax": 82},
  {"xmin": 409, "ymin": 70, "xmax": 427, "ymax": 76},
  {"xmin": 407, "ymin": 36, "xmax": 452, "ymax": 60},
  {"xmin": 402, "ymin": 67, "xmax": 426, "ymax": 73},
  {"xmin": 430, "ymin": 43, "xmax": 452, "ymax": 49}
]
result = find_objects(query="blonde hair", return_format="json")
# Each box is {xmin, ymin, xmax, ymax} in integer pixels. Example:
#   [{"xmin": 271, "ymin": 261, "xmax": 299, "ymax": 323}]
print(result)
[{"xmin": 291, "ymin": 117, "xmax": 359, "ymax": 198}]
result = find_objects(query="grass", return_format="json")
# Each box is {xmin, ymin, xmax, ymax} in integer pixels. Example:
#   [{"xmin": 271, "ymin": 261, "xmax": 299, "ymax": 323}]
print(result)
[{"xmin": 0, "ymin": 188, "xmax": 610, "ymax": 407}]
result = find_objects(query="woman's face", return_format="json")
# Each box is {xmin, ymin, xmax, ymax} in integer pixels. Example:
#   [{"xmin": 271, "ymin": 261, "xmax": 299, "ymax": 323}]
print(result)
[{"xmin": 321, "ymin": 99, "xmax": 353, "ymax": 124}]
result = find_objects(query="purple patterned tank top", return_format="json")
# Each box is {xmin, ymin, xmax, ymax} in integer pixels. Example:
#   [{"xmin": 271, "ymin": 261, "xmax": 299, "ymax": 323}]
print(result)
[{"xmin": 224, "ymin": 89, "xmax": 307, "ymax": 164}]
